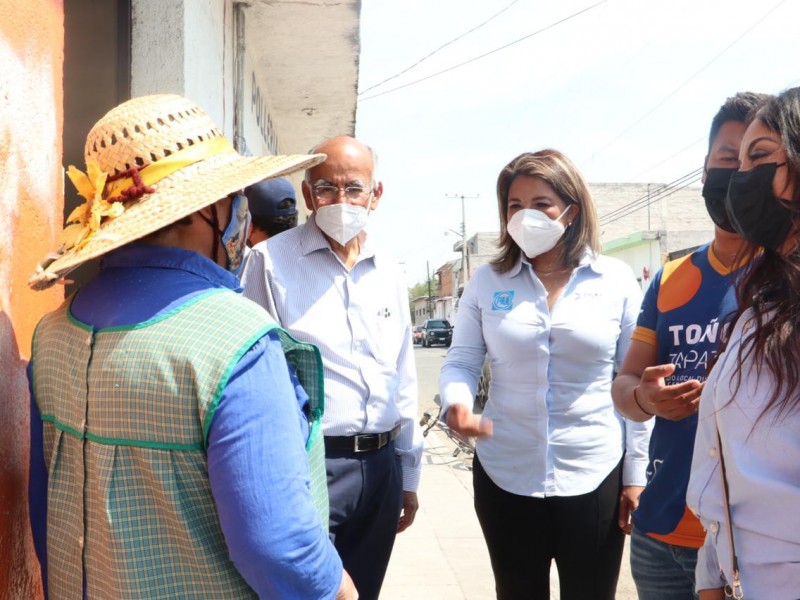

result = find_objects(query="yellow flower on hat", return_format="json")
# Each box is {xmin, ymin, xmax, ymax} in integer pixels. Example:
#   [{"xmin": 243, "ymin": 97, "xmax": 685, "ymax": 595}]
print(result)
[{"xmin": 60, "ymin": 159, "xmax": 125, "ymax": 252}]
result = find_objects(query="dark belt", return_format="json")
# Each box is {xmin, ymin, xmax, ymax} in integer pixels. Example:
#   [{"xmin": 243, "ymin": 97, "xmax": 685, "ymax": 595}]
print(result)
[{"xmin": 324, "ymin": 425, "xmax": 401, "ymax": 453}]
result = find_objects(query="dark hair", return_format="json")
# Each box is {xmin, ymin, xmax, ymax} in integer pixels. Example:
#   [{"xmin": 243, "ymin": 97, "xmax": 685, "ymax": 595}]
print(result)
[
  {"xmin": 728, "ymin": 87, "xmax": 800, "ymax": 420},
  {"xmin": 142, "ymin": 215, "xmax": 193, "ymax": 242},
  {"xmin": 707, "ymin": 92, "xmax": 772, "ymax": 152},
  {"xmin": 251, "ymin": 212, "xmax": 298, "ymax": 237},
  {"xmin": 491, "ymin": 149, "xmax": 599, "ymax": 273}
]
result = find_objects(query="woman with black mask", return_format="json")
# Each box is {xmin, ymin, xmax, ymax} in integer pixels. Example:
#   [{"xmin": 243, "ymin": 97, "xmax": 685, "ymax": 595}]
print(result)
[{"xmin": 687, "ymin": 87, "xmax": 800, "ymax": 600}]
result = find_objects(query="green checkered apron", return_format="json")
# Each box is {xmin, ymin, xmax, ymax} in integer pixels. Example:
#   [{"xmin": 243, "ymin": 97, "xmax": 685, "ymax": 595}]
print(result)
[{"xmin": 31, "ymin": 289, "xmax": 328, "ymax": 599}]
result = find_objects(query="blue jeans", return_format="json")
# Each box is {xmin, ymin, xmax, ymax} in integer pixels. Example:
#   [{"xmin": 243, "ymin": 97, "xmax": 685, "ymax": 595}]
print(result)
[{"xmin": 630, "ymin": 527, "xmax": 698, "ymax": 600}]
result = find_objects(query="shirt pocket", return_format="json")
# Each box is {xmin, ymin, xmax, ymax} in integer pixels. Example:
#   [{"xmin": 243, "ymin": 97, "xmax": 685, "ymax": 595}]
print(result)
[{"xmin": 367, "ymin": 302, "xmax": 403, "ymax": 367}]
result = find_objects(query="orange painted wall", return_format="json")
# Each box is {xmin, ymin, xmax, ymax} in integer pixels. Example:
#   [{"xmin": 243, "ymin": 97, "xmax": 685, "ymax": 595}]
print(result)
[{"xmin": 0, "ymin": 1, "xmax": 64, "ymax": 598}]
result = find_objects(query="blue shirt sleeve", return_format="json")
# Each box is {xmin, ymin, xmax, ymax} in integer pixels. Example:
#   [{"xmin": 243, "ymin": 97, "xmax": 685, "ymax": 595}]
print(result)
[
  {"xmin": 27, "ymin": 361, "xmax": 48, "ymax": 597},
  {"xmin": 207, "ymin": 330, "xmax": 342, "ymax": 599}
]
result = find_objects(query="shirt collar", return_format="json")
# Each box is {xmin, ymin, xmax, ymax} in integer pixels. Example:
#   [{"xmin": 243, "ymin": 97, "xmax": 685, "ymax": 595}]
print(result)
[
  {"xmin": 511, "ymin": 247, "xmax": 601, "ymax": 278},
  {"xmin": 100, "ymin": 242, "xmax": 242, "ymax": 291}
]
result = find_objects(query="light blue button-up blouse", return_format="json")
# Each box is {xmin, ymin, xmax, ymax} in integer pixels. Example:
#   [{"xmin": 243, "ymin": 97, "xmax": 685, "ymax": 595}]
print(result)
[{"xmin": 440, "ymin": 251, "xmax": 651, "ymax": 497}]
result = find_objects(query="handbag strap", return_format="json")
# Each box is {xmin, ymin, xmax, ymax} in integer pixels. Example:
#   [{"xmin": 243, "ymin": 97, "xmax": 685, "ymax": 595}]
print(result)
[{"xmin": 716, "ymin": 426, "xmax": 744, "ymax": 599}]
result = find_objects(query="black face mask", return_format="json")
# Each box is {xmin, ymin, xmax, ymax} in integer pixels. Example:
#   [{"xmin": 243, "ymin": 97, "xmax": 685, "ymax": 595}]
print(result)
[
  {"xmin": 725, "ymin": 162, "xmax": 792, "ymax": 250},
  {"xmin": 702, "ymin": 167, "xmax": 738, "ymax": 233}
]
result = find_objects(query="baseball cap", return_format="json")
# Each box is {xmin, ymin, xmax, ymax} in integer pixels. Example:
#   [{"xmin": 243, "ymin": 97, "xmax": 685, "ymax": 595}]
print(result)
[{"xmin": 245, "ymin": 178, "xmax": 297, "ymax": 218}]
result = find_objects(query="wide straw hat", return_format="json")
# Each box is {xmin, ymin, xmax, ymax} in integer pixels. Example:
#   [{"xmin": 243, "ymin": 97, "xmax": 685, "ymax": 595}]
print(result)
[{"xmin": 29, "ymin": 94, "xmax": 324, "ymax": 290}]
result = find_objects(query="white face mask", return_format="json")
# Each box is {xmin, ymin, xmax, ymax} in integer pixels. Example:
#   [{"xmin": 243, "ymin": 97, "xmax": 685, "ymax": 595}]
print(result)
[
  {"xmin": 506, "ymin": 207, "xmax": 570, "ymax": 258},
  {"xmin": 315, "ymin": 203, "xmax": 370, "ymax": 245}
]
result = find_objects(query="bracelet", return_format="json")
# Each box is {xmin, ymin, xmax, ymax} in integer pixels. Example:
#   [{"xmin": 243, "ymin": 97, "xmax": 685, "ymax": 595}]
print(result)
[{"xmin": 633, "ymin": 386, "xmax": 654, "ymax": 417}]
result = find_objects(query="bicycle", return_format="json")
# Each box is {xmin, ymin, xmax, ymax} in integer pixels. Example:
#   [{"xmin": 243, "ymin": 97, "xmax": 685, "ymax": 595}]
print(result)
[{"xmin": 419, "ymin": 405, "xmax": 475, "ymax": 459}]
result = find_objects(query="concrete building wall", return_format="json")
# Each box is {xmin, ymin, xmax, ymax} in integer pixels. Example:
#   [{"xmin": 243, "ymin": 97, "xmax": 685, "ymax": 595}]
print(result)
[
  {"xmin": 131, "ymin": 0, "xmax": 232, "ymax": 135},
  {"xmin": 410, "ymin": 297, "xmax": 430, "ymax": 326},
  {"xmin": 131, "ymin": 0, "xmax": 184, "ymax": 96},
  {"xmin": 465, "ymin": 231, "xmax": 499, "ymax": 279},
  {"xmin": 0, "ymin": 1, "xmax": 64, "ymax": 596},
  {"xmin": 604, "ymin": 237, "xmax": 663, "ymax": 292},
  {"xmin": 592, "ymin": 182, "xmax": 714, "ymax": 253},
  {"xmin": 437, "ymin": 261, "xmax": 456, "ymax": 298}
]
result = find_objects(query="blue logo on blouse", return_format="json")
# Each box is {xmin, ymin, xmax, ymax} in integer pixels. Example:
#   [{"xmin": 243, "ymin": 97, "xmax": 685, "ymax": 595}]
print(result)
[{"xmin": 492, "ymin": 290, "xmax": 514, "ymax": 311}]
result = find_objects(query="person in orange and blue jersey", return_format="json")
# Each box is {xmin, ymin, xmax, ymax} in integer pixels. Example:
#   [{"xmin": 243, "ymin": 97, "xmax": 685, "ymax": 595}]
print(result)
[{"xmin": 611, "ymin": 91, "xmax": 770, "ymax": 600}]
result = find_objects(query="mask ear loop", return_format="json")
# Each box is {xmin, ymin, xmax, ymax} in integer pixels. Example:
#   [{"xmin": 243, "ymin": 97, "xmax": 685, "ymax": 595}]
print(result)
[
  {"xmin": 197, "ymin": 205, "xmax": 223, "ymax": 264},
  {"xmin": 365, "ymin": 189, "xmax": 375, "ymax": 219},
  {"xmin": 209, "ymin": 205, "xmax": 222, "ymax": 264},
  {"xmin": 557, "ymin": 203, "xmax": 575, "ymax": 227}
]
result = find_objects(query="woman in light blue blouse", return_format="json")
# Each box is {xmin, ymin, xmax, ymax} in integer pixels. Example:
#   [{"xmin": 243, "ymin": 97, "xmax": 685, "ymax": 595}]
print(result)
[
  {"xmin": 687, "ymin": 87, "xmax": 800, "ymax": 600},
  {"xmin": 440, "ymin": 149, "xmax": 651, "ymax": 600}
]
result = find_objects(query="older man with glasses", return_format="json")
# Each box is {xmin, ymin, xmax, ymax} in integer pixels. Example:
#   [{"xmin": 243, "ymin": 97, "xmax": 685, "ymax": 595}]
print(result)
[{"xmin": 241, "ymin": 135, "xmax": 423, "ymax": 600}]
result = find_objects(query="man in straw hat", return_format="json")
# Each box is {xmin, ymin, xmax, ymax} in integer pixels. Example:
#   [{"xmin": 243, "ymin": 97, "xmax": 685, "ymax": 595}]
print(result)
[
  {"xmin": 242, "ymin": 135, "xmax": 423, "ymax": 600},
  {"xmin": 27, "ymin": 94, "xmax": 357, "ymax": 599}
]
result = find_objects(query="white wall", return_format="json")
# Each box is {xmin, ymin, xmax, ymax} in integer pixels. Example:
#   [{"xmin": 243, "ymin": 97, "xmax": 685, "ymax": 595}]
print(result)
[
  {"xmin": 183, "ymin": 0, "xmax": 231, "ymax": 135},
  {"xmin": 606, "ymin": 239, "xmax": 663, "ymax": 292},
  {"xmin": 242, "ymin": 46, "xmax": 283, "ymax": 156},
  {"xmin": 131, "ymin": 0, "xmax": 184, "ymax": 96},
  {"xmin": 131, "ymin": 0, "xmax": 233, "ymax": 135}
]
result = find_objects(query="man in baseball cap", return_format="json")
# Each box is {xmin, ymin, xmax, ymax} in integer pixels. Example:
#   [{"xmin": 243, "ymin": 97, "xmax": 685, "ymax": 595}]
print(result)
[{"xmin": 246, "ymin": 177, "xmax": 298, "ymax": 246}]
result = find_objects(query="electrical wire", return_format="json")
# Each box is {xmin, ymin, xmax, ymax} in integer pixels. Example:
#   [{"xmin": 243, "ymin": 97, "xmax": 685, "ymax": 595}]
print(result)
[
  {"xmin": 599, "ymin": 168, "xmax": 702, "ymax": 222},
  {"xmin": 599, "ymin": 175, "xmax": 703, "ymax": 226},
  {"xmin": 606, "ymin": 174, "xmax": 702, "ymax": 224},
  {"xmin": 358, "ymin": 1, "xmax": 607, "ymax": 103},
  {"xmin": 626, "ymin": 136, "xmax": 706, "ymax": 181},
  {"xmin": 587, "ymin": 0, "xmax": 788, "ymax": 161},
  {"xmin": 599, "ymin": 168, "xmax": 703, "ymax": 225},
  {"xmin": 620, "ymin": 71, "xmax": 800, "ymax": 183},
  {"xmin": 619, "ymin": 72, "xmax": 798, "ymax": 186},
  {"xmin": 359, "ymin": 0, "xmax": 521, "ymax": 97}
]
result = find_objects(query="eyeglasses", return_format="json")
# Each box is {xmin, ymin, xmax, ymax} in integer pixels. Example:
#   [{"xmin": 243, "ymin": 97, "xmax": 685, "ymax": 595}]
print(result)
[{"xmin": 313, "ymin": 185, "xmax": 373, "ymax": 203}]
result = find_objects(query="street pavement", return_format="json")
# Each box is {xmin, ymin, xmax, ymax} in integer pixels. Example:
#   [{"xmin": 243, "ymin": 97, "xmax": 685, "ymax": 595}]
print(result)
[{"xmin": 381, "ymin": 346, "xmax": 638, "ymax": 599}]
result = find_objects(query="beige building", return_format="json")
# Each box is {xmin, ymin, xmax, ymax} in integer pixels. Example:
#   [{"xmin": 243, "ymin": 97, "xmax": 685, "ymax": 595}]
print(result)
[{"xmin": 594, "ymin": 182, "xmax": 713, "ymax": 289}]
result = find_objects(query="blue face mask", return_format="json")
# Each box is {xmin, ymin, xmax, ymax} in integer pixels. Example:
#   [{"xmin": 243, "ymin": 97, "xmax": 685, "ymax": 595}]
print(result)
[{"xmin": 221, "ymin": 194, "xmax": 251, "ymax": 276}]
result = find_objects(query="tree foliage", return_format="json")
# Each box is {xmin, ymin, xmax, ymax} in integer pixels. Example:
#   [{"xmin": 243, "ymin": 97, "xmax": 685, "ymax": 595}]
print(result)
[{"xmin": 408, "ymin": 276, "xmax": 438, "ymax": 301}]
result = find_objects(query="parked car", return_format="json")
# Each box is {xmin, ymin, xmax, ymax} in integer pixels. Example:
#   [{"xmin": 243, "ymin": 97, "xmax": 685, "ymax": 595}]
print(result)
[
  {"xmin": 421, "ymin": 318, "xmax": 453, "ymax": 348},
  {"xmin": 412, "ymin": 326, "xmax": 424, "ymax": 345}
]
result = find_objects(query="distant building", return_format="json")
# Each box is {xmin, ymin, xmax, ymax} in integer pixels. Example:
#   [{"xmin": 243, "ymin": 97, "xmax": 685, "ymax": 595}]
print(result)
[
  {"xmin": 593, "ymin": 182, "xmax": 711, "ymax": 243},
  {"xmin": 429, "ymin": 260, "xmax": 456, "ymax": 322},
  {"xmin": 451, "ymin": 232, "xmax": 500, "ymax": 293},
  {"xmin": 593, "ymin": 182, "xmax": 712, "ymax": 290},
  {"xmin": 410, "ymin": 296, "xmax": 432, "ymax": 327}
]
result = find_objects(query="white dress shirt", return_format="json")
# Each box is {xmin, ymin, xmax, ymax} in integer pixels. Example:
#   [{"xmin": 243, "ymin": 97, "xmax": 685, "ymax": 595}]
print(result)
[
  {"xmin": 687, "ymin": 309, "xmax": 800, "ymax": 598},
  {"xmin": 241, "ymin": 215, "xmax": 423, "ymax": 492},
  {"xmin": 440, "ymin": 252, "xmax": 651, "ymax": 497}
]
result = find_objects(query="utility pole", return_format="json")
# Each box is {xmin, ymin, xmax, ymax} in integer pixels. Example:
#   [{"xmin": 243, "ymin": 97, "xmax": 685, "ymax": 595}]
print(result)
[
  {"xmin": 426, "ymin": 260, "xmax": 433, "ymax": 318},
  {"xmin": 445, "ymin": 193, "xmax": 479, "ymax": 290}
]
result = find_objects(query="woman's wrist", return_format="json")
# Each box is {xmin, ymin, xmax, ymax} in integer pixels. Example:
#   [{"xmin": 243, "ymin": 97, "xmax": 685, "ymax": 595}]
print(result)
[{"xmin": 633, "ymin": 385, "xmax": 654, "ymax": 417}]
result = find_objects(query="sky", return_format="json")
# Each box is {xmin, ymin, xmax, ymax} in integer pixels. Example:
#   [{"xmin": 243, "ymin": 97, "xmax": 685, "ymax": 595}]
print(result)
[{"xmin": 354, "ymin": 0, "xmax": 800, "ymax": 285}]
